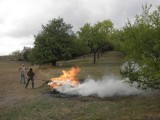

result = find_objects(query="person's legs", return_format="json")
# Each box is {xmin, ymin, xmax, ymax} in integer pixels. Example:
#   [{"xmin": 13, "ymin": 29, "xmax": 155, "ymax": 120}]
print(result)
[
  {"xmin": 20, "ymin": 74, "xmax": 23, "ymax": 84},
  {"xmin": 25, "ymin": 78, "xmax": 31, "ymax": 88},
  {"xmin": 31, "ymin": 78, "xmax": 34, "ymax": 88},
  {"xmin": 23, "ymin": 74, "xmax": 26, "ymax": 84},
  {"xmin": 21, "ymin": 74, "xmax": 26, "ymax": 84}
]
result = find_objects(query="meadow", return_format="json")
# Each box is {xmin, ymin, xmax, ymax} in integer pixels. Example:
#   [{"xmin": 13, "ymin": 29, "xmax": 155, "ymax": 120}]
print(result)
[{"xmin": 0, "ymin": 51, "xmax": 159, "ymax": 120}]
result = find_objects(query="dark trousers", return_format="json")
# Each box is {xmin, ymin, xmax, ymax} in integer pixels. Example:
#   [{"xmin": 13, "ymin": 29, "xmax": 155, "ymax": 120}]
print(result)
[{"xmin": 25, "ymin": 77, "xmax": 34, "ymax": 88}]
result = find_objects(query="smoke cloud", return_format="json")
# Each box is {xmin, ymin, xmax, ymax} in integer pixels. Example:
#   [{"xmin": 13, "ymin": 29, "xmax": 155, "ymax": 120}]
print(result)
[{"xmin": 56, "ymin": 76, "xmax": 143, "ymax": 97}]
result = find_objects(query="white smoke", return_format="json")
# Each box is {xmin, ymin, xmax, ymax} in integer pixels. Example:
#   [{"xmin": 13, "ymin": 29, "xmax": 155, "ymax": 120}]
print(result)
[{"xmin": 56, "ymin": 76, "xmax": 143, "ymax": 97}]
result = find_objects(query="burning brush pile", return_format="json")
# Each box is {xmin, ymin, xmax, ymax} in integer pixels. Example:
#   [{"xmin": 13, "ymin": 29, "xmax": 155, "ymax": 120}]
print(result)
[
  {"xmin": 48, "ymin": 67, "xmax": 81, "ymax": 96},
  {"xmin": 47, "ymin": 66, "xmax": 143, "ymax": 98}
]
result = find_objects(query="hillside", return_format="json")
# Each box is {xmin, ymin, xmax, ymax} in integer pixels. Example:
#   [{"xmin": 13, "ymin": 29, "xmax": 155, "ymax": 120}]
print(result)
[{"xmin": 0, "ymin": 51, "xmax": 159, "ymax": 120}]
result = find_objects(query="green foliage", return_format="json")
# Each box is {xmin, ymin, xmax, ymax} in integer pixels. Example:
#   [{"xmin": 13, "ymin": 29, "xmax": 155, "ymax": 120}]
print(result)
[
  {"xmin": 11, "ymin": 50, "xmax": 23, "ymax": 60},
  {"xmin": 71, "ymin": 38, "xmax": 90, "ymax": 57},
  {"xmin": 121, "ymin": 5, "xmax": 160, "ymax": 89},
  {"xmin": 11, "ymin": 47, "xmax": 32, "ymax": 61},
  {"xmin": 78, "ymin": 20, "xmax": 114, "ymax": 64},
  {"xmin": 32, "ymin": 17, "xmax": 76, "ymax": 66},
  {"xmin": 110, "ymin": 29, "xmax": 125, "ymax": 51},
  {"xmin": 22, "ymin": 47, "xmax": 32, "ymax": 61}
]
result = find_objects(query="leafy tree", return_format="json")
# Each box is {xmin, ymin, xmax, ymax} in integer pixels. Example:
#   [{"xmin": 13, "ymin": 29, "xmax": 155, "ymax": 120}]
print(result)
[
  {"xmin": 32, "ymin": 17, "xmax": 75, "ymax": 66},
  {"xmin": 22, "ymin": 47, "xmax": 32, "ymax": 61},
  {"xmin": 71, "ymin": 37, "xmax": 90, "ymax": 58},
  {"xmin": 11, "ymin": 50, "xmax": 23, "ymax": 60},
  {"xmin": 110, "ymin": 29, "xmax": 125, "ymax": 52},
  {"xmin": 121, "ymin": 5, "xmax": 160, "ymax": 89},
  {"xmin": 94, "ymin": 20, "xmax": 114, "ymax": 58},
  {"xmin": 78, "ymin": 20, "xmax": 113, "ymax": 64}
]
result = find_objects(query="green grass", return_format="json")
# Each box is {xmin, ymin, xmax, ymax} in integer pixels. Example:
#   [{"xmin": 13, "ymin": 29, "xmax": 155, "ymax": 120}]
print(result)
[{"xmin": 0, "ymin": 95, "xmax": 160, "ymax": 120}]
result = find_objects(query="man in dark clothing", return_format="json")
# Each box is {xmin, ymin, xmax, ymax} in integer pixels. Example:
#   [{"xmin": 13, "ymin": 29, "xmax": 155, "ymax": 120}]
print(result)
[{"xmin": 25, "ymin": 68, "xmax": 36, "ymax": 89}]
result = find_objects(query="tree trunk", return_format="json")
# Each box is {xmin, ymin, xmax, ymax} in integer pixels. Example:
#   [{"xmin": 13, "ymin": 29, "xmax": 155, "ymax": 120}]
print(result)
[
  {"xmin": 97, "ymin": 50, "xmax": 100, "ymax": 59},
  {"xmin": 51, "ymin": 61, "xmax": 57, "ymax": 66},
  {"xmin": 93, "ymin": 52, "xmax": 96, "ymax": 64},
  {"xmin": 101, "ymin": 52, "xmax": 103, "ymax": 57}
]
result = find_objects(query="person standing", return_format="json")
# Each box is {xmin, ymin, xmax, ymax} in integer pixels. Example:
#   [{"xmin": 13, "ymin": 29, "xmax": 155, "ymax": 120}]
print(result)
[
  {"xmin": 25, "ymin": 68, "xmax": 36, "ymax": 89},
  {"xmin": 19, "ymin": 64, "xmax": 27, "ymax": 84}
]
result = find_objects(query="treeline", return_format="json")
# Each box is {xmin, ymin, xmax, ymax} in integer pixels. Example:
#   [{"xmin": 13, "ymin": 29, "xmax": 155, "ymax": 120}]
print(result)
[
  {"xmin": 12, "ymin": 5, "xmax": 160, "ymax": 89},
  {"xmin": 12, "ymin": 19, "xmax": 114, "ymax": 65}
]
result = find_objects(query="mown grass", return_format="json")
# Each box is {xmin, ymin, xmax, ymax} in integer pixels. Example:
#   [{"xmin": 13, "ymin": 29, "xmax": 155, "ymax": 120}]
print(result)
[
  {"xmin": 0, "ymin": 95, "xmax": 160, "ymax": 120},
  {"xmin": 42, "ymin": 51, "xmax": 124, "ymax": 80},
  {"xmin": 0, "ymin": 51, "xmax": 160, "ymax": 120}
]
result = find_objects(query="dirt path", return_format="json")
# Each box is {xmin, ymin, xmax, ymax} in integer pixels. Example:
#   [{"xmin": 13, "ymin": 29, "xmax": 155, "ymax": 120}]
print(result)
[{"xmin": 0, "ymin": 61, "xmax": 47, "ymax": 112}]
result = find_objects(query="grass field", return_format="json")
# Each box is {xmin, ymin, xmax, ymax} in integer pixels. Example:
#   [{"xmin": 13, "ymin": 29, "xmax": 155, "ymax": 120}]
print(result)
[{"xmin": 0, "ymin": 51, "xmax": 159, "ymax": 120}]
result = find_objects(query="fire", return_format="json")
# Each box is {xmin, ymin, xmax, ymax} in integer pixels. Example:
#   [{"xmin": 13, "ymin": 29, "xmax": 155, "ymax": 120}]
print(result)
[{"xmin": 48, "ymin": 67, "xmax": 80, "ymax": 89}]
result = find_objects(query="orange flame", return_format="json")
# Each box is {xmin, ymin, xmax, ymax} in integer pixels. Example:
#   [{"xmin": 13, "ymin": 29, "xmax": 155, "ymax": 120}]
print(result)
[{"xmin": 49, "ymin": 67, "xmax": 80, "ymax": 89}]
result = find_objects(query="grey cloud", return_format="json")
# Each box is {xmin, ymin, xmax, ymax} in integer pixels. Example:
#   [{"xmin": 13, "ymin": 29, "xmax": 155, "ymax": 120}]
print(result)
[
  {"xmin": 3, "ymin": 20, "xmax": 42, "ymax": 38},
  {"xmin": 1, "ymin": 0, "xmax": 160, "ymax": 39},
  {"xmin": 107, "ymin": 0, "xmax": 160, "ymax": 28},
  {"xmin": 58, "ymin": 0, "xmax": 92, "ymax": 31},
  {"xmin": 0, "ymin": 0, "xmax": 160, "ymax": 56}
]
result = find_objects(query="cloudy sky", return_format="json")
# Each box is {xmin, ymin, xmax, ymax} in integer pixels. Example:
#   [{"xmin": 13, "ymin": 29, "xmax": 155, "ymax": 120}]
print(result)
[{"xmin": 0, "ymin": 0, "xmax": 159, "ymax": 55}]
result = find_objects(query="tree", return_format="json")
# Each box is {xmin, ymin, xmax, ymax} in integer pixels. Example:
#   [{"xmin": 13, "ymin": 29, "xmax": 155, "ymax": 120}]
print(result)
[
  {"xmin": 32, "ymin": 17, "xmax": 75, "ymax": 66},
  {"xmin": 78, "ymin": 20, "xmax": 113, "ymax": 64},
  {"xmin": 22, "ymin": 47, "xmax": 32, "ymax": 61},
  {"xmin": 11, "ymin": 50, "xmax": 23, "ymax": 60},
  {"xmin": 121, "ymin": 5, "xmax": 160, "ymax": 89},
  {"xmin": 110, "ymin": 29, "xmax": 125, "ymax": 52},
  {"xmin": 94, "ymin": 20, "xmax": 114, "ymax": 58},
  {"xmin": 71, "ymin": 37, "xmax": 90, "ymax": 58}
]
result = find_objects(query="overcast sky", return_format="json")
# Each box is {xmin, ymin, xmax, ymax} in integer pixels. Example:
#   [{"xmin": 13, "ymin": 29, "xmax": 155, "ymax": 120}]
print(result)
[{"xmin": 0, "ymin": 0, "xmax": 159, "ymax": 55}]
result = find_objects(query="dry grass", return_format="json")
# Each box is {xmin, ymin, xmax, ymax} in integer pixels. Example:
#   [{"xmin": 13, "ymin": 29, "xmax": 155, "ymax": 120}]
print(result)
[
  {"xmin": 0, "ymin": 61, "xmax": 45, "ymax": 112},
  {"xmin": 0, "ymin": 51, "xmax": 160, "ymax": 120}
]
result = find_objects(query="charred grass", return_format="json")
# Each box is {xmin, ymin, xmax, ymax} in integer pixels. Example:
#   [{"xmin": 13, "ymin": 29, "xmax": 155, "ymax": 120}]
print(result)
[{"xmin": 0, "ymin": 51, "xmax": 160, "ymax": 120}]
